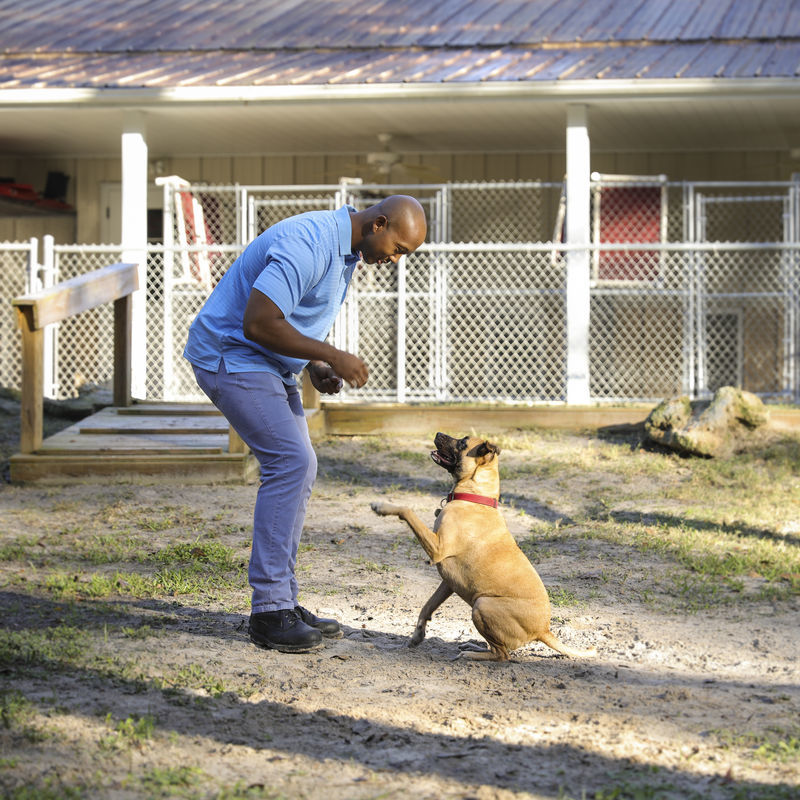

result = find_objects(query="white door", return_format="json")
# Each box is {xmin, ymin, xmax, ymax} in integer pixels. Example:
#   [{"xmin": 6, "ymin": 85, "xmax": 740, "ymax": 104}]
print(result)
[{"xmin": 100, "ymin": 182, "xmax": 164, "ymax": 244}]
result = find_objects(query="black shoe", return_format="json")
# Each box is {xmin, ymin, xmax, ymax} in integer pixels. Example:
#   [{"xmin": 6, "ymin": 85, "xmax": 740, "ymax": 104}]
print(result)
[
  {"xmin": 294, "ymin": 605, "xmax": 343, "ymax": 639},
  {"xmin": 248, "ymin": 609, "xmax": 324, "ymax": 653}
]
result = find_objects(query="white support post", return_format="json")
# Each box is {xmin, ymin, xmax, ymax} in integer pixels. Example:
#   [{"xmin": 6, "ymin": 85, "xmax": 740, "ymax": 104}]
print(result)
[
  {"xmin": 41, "ymin": 235, "xmax": 58, "ymax": 399},
  {"xmin": 565, "ymin": 104, "xmax": 591, "ymax": 405},
  {"xmin": 121, "ymin": 113, "xmax": 148, "ymax": 399},
  {"xmin": 396, "ymin": 255, "xmax": 407, "ymax": 403}
]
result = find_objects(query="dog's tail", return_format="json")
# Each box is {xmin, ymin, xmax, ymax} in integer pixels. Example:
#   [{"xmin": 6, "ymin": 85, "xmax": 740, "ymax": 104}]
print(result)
[{"xmin": 538, "ymin": 631, "xmax": 596, "ymax": 658}]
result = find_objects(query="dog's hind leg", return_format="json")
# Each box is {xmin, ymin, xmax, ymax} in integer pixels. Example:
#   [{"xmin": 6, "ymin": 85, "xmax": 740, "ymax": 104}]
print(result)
[{"xmin": 410, "ymin": 581, "xmax": 453, "ymax": 647}]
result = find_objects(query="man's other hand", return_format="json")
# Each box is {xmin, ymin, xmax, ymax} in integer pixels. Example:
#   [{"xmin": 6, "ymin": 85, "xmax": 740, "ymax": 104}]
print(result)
[{"xmin": 307, "ymin": 362, "xmax": 344, "ymax": 394}]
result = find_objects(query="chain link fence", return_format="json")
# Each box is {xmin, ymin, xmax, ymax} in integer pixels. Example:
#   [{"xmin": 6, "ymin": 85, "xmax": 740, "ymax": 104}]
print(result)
[
  {"xmin": 1, "ymin": 180, "xmax": 799, "ymax": 404},
  {"xmin": 0, "ymin": 242, "xmax": 35, "ymax": 393}
]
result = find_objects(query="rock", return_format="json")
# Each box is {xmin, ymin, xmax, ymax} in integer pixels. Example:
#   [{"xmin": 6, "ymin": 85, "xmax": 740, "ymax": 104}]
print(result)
[{"xmin": 644, "ymin": 386, "xmax": 769, "ymax": 457}]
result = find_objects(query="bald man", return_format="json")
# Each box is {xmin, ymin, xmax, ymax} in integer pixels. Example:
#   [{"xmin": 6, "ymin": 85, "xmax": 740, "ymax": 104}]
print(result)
[{"xmin": 184, "ymin": 195, "xmax": 427, "ymax": 653}]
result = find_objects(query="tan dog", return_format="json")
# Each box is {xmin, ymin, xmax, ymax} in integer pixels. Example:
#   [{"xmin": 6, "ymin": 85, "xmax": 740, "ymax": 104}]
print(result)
[{"xmin": 371, "ymin": 432, "xmax": 596, "ymax": 661}]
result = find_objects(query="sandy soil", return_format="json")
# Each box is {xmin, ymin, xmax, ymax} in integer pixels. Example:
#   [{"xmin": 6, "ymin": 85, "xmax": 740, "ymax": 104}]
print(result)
[{"xmin": 0, "ymin": 408, "xmax": 798, "ymax": 799}]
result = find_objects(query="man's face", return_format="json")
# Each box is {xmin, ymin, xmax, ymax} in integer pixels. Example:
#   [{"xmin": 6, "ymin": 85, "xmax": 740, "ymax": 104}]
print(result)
[{"xmin": 357, "ymin": 216, "xmax": 423, "ymax": 266}]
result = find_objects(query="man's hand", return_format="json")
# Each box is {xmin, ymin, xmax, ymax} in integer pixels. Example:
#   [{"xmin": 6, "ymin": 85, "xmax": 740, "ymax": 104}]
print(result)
[
  {"xmin": 307, "ymin": 362, "xmax": 344, "ymax": 394},
  {"xmin": 326, "ymin": 351, "xmax": 368, "ymax": 389}
]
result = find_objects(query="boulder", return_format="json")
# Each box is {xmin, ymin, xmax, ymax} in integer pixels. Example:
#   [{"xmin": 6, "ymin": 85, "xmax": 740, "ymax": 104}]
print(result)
[{"xmin": 644, "ymin": 386, "xmax": 769, "ymax": 457}]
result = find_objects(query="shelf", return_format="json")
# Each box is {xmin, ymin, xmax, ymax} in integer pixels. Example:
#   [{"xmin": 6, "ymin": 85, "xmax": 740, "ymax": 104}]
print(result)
[{"xmin": 0, "ymin": 197, "xmax": 75, "ymax": 217}]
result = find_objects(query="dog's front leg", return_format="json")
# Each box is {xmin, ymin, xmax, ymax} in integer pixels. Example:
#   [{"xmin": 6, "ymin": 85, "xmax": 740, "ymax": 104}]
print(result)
[
  {"xmin": 410, "ymin": 581, "xmax": 453, "ymax": 647},
  {"xmin": 370, "ymin": 501, "xmax": 444, "ymax": 563}
]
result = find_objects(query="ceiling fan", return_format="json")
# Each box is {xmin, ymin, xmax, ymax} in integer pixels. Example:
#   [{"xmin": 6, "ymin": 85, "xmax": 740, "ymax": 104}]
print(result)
[{"xmin": 332, "ymin": 133, "xmax": 441, "ymax": 183}]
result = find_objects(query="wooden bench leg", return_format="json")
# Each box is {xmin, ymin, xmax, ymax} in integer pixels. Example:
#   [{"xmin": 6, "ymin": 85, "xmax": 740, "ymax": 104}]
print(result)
[
  {"xmin": 228, "ymin": 425, "xmax": 249, "ymax": 454},
  {"xmin": 113, "ymin": 294, "xmax": 132, "ymax": 407},
  {"xmin": 17, "ymin": 307, "xmax": 43, "ymax": 454}
]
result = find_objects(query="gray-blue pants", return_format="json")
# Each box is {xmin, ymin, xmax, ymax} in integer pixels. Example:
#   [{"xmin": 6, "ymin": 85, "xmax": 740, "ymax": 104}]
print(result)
[{"xmin": 193, "ymin": 360, "xmax": 316, "ymax": 613}]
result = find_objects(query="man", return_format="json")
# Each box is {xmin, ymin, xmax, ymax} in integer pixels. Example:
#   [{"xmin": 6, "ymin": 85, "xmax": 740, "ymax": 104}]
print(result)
[{"xmin": 184, "ymin": 195, "xmax": 427, "ymax": 653}]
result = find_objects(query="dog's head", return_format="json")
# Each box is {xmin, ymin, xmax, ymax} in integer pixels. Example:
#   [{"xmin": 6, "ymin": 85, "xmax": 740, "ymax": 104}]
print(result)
[{"xmin": 430, "ymin": 432, "xmax": 501, "ymax": 479}]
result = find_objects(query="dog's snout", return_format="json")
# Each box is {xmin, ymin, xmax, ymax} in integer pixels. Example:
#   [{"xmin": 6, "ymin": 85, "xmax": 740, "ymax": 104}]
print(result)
[{"xmin": 434, "ymin": 432, "xmax": 453, "ymax": 449}]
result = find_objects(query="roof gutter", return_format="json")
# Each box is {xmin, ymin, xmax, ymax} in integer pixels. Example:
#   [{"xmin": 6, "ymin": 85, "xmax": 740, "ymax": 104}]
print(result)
[{"xmin": 1, "ymin": 78, "xmax": 798, "ymax": 107}]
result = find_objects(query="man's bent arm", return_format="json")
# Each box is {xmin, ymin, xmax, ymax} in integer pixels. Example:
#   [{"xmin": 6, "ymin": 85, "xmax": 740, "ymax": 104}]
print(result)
[{"xmin": 243, "ymin": 288, "xmax": 368, "ymax": 387}]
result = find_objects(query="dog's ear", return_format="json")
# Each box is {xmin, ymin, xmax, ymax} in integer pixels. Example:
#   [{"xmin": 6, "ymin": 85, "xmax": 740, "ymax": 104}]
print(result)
[{"xmin": 475, "ymin": 440, "xmax": 501, "ymax": 463}]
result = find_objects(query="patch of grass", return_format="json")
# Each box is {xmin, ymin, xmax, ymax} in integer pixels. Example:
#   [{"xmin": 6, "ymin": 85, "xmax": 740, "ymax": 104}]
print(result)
[
  {"xmin": 134, "ymin": 765, "xmax": 205, "ymax": 797},
  {"xmin": 0, "ymin": 625, "xmax": 90, "ymax": 670},
  {"xmin": 147, "ymin": 539, "xmax": 244, "ymax": 572},
  {"xmin": 393, "ymin": 448, "xmax": 431, "ymax": 465},
  {"xmin": 79, "ymin": 533, "xmax": 145, "ymax": 564},
  {"xmin": 351, "ymin": 556, "xmax": 393, "ymax": 573},
  {"xmin": 0, "ymin": 690, "xmax": 48, "ymax": 743},
  {"xmin": 99, "ymin": 712, "xmax": 156, "ymax": 751},
  {"xmin": 0, "ymin": 535, "xmax": 38, "ymax": 561},
  {"xmin": 0, "ymin": 690, "xmax": 34, "ymax": 730},
  {"xmin": 548, "ymin": 586, "xmax": 581, "ymax": 606},
  {"xmin": 157, "ymin": 664, "xmax": 229, "ymax": 698},
  {"xmin": 713, "ymin": 727, "xmax": 800, "ymax": 763},
  {"xmin": 119, "ymin": 623, "xmax": 166, "ymax": 640},
  {"xmin": 1, "ymin": 780, "xmax": 86, "ymax": 799}
]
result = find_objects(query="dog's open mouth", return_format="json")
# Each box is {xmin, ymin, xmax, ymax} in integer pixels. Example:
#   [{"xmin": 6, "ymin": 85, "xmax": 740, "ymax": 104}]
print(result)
[{"xmin": 430, "ymin": 449, "xmax": 455, "ymax": 468}]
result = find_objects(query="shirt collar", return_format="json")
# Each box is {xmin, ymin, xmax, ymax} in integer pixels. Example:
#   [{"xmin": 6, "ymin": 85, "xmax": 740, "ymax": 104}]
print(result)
[{"xmin": 335, "ymin": 205, "xmax": 356, "ymax": 257}]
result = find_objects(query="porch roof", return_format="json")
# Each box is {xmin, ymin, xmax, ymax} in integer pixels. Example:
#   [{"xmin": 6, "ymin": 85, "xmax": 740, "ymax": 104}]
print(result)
[{"xmin": 0, "ymin": 0, "xmax": 799, "ymax": 159}]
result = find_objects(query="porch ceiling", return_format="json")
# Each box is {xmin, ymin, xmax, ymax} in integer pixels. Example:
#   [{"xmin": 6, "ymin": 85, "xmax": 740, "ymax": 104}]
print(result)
[{"xmin": 2, "ymin": 88, "xmax": 800, "ymax": 159}]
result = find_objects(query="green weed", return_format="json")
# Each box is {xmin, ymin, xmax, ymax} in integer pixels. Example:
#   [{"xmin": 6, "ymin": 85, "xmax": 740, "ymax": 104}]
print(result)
[
  {"xmin": 157, "ymin": 664, "xmax": 228, "ymax": 697},
  {"xmin": 1, "ymin": 780, "xmax": 85, "ymax": 799},
  {"xmin": 0, "ymin": 625, "xmax": 90, "ymax": 669},
  {"xmin": 0, "ymin": 690, "xmax": 34, "ymax": 730},
  {"xmin": 135, "ymin": 765, "xmax": 205, "ymax": 797},
  {"xmin": 0, "ymin": 536, "xmax": 37, "ymax": 561},
  {"xmin": 100, "ymin": 712, "xmax": 156, "ymax": 750},
  {"xmin": 548, "ymin": 586, "xmax": 581, "ymax": 606},
  {"xmin": 148, "ymin": 539, "xmax": 244, "ymax": 572}
]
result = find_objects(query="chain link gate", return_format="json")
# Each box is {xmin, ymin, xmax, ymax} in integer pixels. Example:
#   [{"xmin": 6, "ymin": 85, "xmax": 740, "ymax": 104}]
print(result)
[{"xmin": 689, "ymin": 182, "xmax": 799, "ymax": 400}]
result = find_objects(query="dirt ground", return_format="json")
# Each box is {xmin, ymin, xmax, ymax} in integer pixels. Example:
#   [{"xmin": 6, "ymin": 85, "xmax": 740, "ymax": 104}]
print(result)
[{"xmin": 0, "ymin": 403, "xmax": 798, "ymax": 799}]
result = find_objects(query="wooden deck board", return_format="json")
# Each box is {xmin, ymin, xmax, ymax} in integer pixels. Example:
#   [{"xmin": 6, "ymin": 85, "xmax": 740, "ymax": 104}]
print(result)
[
  {"xmin": 115, "ymin": 403, "xmax": 222, "ymax": 417},
  {"xmin": 73, "ymin": 407, "xmax": 228, "ymax": 435}
]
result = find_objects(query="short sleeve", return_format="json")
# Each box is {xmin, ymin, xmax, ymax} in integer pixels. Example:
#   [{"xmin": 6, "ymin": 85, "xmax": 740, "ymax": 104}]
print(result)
[{"xmin": 252, "ymin": 233, "xmax": 323, "ymax": 318}]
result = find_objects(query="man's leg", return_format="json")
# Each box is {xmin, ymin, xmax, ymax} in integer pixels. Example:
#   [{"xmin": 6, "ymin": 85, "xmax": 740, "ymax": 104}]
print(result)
[{"xmin": 193, "ymin": 362, "xmax": 323, "ymax": 652}]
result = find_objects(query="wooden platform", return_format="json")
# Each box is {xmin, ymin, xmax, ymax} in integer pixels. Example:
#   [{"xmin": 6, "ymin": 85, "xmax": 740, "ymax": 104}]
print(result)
[{"xmin": 9, "ymin": 403, "xmax": 260, "ymax": 484}]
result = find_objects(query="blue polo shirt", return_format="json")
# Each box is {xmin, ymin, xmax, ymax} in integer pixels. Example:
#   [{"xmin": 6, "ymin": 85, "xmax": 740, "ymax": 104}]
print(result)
[{"xmin": 183, "ymin": 205, "xmax": 359, "ymax": 384}]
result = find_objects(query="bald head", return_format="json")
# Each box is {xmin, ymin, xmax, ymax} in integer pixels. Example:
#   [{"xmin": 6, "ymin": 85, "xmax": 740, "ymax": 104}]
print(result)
[
  {"xmin": 351, "ymin": 194, "xmax": 427, "ymax": 266},
  {"xmin": 375, "ymin": 194, "xmax": 427, "ymax": 238}
]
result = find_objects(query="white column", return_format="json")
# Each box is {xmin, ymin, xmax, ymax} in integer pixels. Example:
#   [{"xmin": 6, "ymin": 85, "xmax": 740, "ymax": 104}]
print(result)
[
  {"xmin": 565, "ymin": 104, "xmax": 591, "ymax": 404},
  {"xmin": 121, "ymin": 112, "xmax": 148, "ymax": 399}
]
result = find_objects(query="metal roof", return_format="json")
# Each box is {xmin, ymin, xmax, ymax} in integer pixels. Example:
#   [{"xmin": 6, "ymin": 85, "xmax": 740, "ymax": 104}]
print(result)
[{"xmin": 1, "ymin": 0, "xmax": 799, "ymax": 89}]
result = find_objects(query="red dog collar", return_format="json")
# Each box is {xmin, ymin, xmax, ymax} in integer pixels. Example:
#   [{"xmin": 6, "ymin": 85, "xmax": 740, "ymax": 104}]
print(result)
[{"xmin": 446, "ymin": 492, "xmax": 498, "ymax": 508}]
